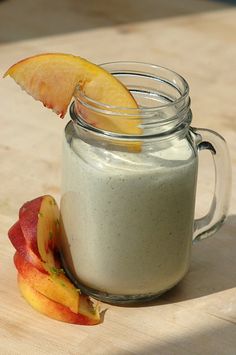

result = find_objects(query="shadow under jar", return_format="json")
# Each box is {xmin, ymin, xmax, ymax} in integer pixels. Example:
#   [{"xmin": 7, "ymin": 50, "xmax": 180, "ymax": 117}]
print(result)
[{"xmin": 60, "ymin": 62, "xmax": 231, "ymax": 304}]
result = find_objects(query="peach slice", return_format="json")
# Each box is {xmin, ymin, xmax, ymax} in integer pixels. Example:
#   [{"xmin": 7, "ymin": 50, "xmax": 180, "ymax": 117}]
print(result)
[
  {"xmin": 36, "ymin": 195, "xmax": 61, "ymax": 271},
  {"xmin": 4, "ymin": 53, "xmax": 140, "ymax": 136},
  {"xmin": 19, "ymin": 195, "xmax": 60, "ymax": 273},
  {"xmin": 9, "ymin": 195, "xmax": 101, "ymax": 325},
  {"xmin": 14, "ymin": 252, "xmax": 79, "ymax": 313},
  {"xmin": 8, "ymin": 221, "xmax": 45, "ymax": 273},
  {"xmin": 18, "ymin": 274, "xmax": 100, "ymax": 325},
  {"xmin": 19, "ymin": 196, "xmax": 44, "ymax": 258}
]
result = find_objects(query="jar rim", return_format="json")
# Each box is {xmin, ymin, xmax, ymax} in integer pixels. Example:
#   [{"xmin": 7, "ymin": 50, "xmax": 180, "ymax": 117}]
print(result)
[{"xmin": 74, "ymin": 61, "xmax": 189, "ymax": 116}]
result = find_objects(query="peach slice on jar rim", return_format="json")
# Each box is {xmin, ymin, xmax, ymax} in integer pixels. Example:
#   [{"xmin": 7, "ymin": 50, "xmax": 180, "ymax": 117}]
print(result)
[{"xmin": 4, "ymin": 53, "xmax": 141, "ymax": 138}]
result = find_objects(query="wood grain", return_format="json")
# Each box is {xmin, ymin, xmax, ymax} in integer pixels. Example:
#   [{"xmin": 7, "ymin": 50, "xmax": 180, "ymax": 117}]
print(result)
[{"xmin": 0, "ymin": 1, "xmax": 235, "ymax": 354}]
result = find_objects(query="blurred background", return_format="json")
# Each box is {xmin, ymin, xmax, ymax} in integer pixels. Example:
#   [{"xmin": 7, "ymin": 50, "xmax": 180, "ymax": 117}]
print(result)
[{"xmin": 0, "ymin": 0, "xmax": 234, "ymax": 43}]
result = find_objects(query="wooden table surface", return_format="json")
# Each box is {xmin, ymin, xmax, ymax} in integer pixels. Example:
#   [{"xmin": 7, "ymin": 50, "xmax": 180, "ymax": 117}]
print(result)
[{"xmin": 0, "ymin": 1, "xmax": 235, "ymax": 354}]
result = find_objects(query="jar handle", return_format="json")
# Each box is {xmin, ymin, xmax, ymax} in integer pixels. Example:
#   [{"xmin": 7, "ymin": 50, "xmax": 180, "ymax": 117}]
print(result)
[{"xmin": 192, "ymin": 128, "xmax": 231, "ymax": 241}]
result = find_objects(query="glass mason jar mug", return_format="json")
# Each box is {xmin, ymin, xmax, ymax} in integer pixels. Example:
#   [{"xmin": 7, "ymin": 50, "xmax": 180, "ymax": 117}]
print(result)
[{"xmin": 60, "ymin": 62, "xmax": 231, "ymax": 304}]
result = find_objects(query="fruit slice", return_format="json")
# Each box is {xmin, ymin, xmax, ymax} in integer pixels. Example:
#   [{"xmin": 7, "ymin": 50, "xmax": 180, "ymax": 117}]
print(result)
[
  {"xmin": 4, "ymin": 53, "xmax": 140, "ymax": 136},
  {"xmin": 14, "ymin": 252, "xmax": 79, "ymax": 313},
  {"xmin": 19, "ymin": 195, "xmax": 60, "ymax": 273},
  {"xmin": 78, "ymin": 294, "xmax": 101, "ymax": 322},
  {"xmin": 18, "ymin": 274, "xmax": 100, "ymax": 325},
  {"xmin": 8, "ymin": 221, "xmax": 45, "ymax": 273},
  {"xmin": 36, "ymin": 196, "xmax": 61, "ymax": 270}
]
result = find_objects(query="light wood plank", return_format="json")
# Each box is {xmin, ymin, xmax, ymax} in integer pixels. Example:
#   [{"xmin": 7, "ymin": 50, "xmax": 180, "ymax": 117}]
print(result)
[{"xmin": 0, "ymin": 2, "xmax": 235, "ymax": 354}]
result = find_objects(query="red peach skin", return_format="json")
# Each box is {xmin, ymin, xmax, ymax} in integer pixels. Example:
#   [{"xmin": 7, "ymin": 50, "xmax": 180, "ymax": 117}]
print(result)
[
  {"xmin": 8, "ymin": 221, "xmax": 46, "ymax": 273},
  {"xmin": 19, "ymin": 196, "xmax": 43, "ymax": 257},
  {"xmin": 19, "ymin": 195, "xmax": 60, "ymax": 273}
]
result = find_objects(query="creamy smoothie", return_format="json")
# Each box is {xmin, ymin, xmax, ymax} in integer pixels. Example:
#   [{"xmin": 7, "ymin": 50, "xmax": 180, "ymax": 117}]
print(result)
[{"xmin": 60, "ymin": 122, "xmax": 198, "ymax": 297}]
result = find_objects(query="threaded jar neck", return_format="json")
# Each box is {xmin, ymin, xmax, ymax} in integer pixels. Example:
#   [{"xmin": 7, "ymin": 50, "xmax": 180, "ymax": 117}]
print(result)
[{"xmin": 71, "ymin": 62, "xmax": 191, "ymax": 140}]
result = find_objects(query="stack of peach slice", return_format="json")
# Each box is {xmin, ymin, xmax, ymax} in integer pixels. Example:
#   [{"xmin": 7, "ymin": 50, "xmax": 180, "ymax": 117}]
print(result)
[{"xmin": 8, "ymin": 195, "xmax": 100, "ymax": 325}]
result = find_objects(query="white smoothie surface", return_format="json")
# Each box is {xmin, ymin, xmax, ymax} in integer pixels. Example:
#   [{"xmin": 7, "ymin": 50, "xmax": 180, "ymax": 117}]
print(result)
[{"xmin": 60, "ymin": 123, "xmax": 198, "ymax": 295}]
